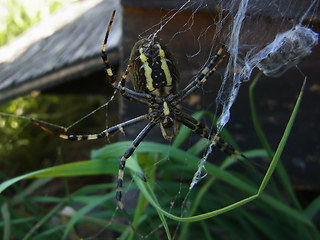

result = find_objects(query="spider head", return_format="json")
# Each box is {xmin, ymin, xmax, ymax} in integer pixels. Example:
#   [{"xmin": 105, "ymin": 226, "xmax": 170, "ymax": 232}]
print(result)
[
  {"xmin": 162, "ymin": 115, "xmax": 174, "ymax": 128},
  {"xmin": 159, "ymin": 101, "xmax": 179, "ymax": 140}
]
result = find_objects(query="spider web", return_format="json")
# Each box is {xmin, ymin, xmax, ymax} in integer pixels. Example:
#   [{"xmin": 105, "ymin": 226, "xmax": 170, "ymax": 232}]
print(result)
[{"xmin": 172, "ymin": 0, "xmax": 319, "ymax": 189}]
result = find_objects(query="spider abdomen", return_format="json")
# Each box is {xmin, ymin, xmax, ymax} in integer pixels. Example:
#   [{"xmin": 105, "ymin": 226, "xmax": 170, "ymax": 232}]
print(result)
[{"xmin": 130, "ymin": 39, "xmax": 179, "ymax": 97}]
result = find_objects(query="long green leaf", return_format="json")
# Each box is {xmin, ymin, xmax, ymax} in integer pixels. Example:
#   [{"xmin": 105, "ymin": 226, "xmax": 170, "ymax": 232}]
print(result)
[
  {"xmin": 257, "ymin": 78, "xmax": 306, "ymax": 194},
  {"xmin": 1, "ymin": 202, "xmax": 10, "ymax": 240},
  {"xmin": 304, "ymin": 195, "xmax": 320, "ymax": 220},
  {"xmin": 249, "ymin": 73, "xmax": 302, "ymax": 209},
  {"xmin": 0, "ymin": 159, "xmax": 118, "ymax": 193}
]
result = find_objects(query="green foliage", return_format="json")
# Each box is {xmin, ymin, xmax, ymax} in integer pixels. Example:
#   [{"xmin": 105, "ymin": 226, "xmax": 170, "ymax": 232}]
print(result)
[
  {"xmin": 0, "ymin": 0, "xmax": 73, "ymax": 46},
  {"xmin": 0, "ymin": 75, "xmax": 319, "ymax": 239},
  {"xmin": 0, "ymin": 93, "xmax": 108, "ymax": 177}
]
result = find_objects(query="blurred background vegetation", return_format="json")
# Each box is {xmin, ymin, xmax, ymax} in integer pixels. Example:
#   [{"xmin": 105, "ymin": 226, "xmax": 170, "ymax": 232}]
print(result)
[
  {"xmin": 0, "ymin": 0, "xmax": 71, "ymax": 45},
  {"xmin": 0, "ymin": 0, "xmax": 108, "ymax": 177}
]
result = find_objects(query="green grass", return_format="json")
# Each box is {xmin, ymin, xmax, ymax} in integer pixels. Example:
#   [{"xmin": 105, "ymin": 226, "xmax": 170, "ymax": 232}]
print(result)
[{"xmin": 1, "ymin": 74, "xmax": 319, "ymax": 239}]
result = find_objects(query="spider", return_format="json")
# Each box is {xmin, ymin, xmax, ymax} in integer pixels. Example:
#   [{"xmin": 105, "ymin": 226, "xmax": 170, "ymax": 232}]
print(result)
[{"xmin": 31, "ymin": 10, "xmax": 246, "ymax": 211}]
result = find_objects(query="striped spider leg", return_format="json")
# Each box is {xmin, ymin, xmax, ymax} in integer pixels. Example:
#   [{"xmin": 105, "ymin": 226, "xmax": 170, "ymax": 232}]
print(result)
[{"xmin": 175, "ymin": 110, "xmax": 247, "ymax": 160}]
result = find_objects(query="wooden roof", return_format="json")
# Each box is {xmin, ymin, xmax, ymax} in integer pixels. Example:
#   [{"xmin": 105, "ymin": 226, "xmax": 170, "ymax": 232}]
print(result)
[{"xmin": 0, "ymin": 0, "xmax": 121, "ymax": 103}]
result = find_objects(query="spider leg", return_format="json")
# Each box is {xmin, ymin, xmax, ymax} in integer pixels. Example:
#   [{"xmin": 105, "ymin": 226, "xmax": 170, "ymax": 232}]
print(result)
[
  {"xmin": 117, "ymin": 87, "xmax": 157, "ymax": 108},
  {"xmin": 116, "ymin": 119, "xmax": 158, "ymax": 209},
  {"xmin": 101, "ymin": 9, "xmax": 117, "ymax": 85},
  {"xmin": 30, "ymin": 113, "xmax": 156, "ymax": 140},
  {"xmin": 101, "ymin": 10, "xmax": 154, "ymax": 105},
  {"xmin": 174, "ymin": 47, "xmax": 226, "ymax": 105},
  {"xmin": 175, "ymin": 111, "xmax": 247, "ymax": 160},
  {"xmin": 101, "ymin": 10, "xmax": 133, "ymax": 94}
]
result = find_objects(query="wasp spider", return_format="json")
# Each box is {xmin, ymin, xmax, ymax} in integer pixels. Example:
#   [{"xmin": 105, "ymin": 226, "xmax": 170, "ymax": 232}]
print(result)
[{"xmin": 32, "ymin": 10, "xmax": 246, "ymax": 211}]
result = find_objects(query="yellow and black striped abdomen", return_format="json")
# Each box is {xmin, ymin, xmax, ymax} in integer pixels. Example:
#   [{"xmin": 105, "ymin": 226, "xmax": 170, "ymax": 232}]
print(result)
[{"xmin": 130, "ymin": 39, "xmax": 179, "ymax": 97}]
